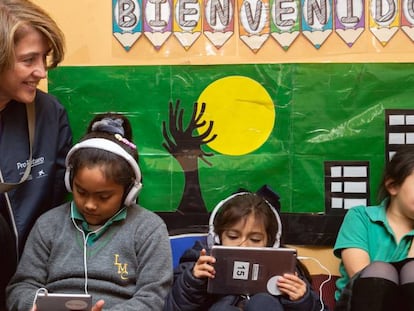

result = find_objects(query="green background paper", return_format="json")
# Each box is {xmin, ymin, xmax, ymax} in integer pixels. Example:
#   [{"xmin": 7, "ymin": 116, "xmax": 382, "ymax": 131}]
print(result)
[{"xmin": 48, "ymin": 63, "xmax": 413, "ymax": 214}]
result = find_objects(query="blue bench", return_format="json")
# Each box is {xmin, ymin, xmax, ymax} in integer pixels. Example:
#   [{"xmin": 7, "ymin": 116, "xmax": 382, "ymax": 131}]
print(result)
[{"xmin": 169, "ymin": 233, "xmax": 208, "ymax": 268}]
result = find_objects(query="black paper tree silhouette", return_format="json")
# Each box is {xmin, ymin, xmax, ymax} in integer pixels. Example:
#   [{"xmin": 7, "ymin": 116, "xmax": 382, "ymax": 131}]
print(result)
[{"xmin": 162, "ymin": 100, "xmax": 217, "ymax": 214}]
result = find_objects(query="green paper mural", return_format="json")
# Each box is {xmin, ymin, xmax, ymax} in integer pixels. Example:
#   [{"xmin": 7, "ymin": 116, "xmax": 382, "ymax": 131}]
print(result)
[{"xmin": 48, "ymin": 63, "xmax": 414, "ymax": 239}]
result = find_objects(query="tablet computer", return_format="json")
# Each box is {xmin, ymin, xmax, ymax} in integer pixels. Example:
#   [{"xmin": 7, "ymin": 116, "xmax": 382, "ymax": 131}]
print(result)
[
  {"xmin": 207, "ymin": 245, "xmax": 297, "ymax": 296},
  {"xmin": 36, "ymin": 293, "xmax": 92, "ymax": 311}
]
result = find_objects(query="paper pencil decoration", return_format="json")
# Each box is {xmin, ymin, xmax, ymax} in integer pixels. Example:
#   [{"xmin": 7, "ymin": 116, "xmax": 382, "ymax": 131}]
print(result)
[
  {"xmin": 238, "ymin": 0, "xmax": 270, "ymax": 52},
  {"xmin": 301, "ymin": 0, "xmax": 333, "ymax": 49},
  {"xmin": 203, "ymin": 0, "xmax": 235, "ymax": 48},
  {"xmin": 143, "ymin": 0, "xmax": 173, "ymax": 49},
  {"xmin": 335, "ymin": 0, "xmax": 365, "ymax": 47},
  {"xmin": 401, "ymin": 0, "xmax": 414, "ymax": 42},
  {"xmin": 270, "ymin": 0, "xmax": 300, "ymax": 50},
  {"xmin": 113, "ymin": 0, "xmax": 142, "ymax": 51},
  {"xmin": 173, "ymin": 0, "xmax": 203, "ymax": 49},
  {"xmin": 369, "ymin": 0, "xmax": 399, "ymax": 46}
]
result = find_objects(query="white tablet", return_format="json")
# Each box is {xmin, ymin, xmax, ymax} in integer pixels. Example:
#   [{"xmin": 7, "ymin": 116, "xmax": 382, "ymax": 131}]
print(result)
[
  {"xmin": 36, "ymin": 292, "xmax": 92, "ymax": 311},
  {"xmin": 207, "ymin": 245, "xmax": 297, "ymax": 295}
]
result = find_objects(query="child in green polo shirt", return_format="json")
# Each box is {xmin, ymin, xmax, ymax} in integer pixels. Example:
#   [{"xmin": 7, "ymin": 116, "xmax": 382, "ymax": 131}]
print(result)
[{"xmin": 334, "ymin": 145, "xmax": 414, "ymax": 311}]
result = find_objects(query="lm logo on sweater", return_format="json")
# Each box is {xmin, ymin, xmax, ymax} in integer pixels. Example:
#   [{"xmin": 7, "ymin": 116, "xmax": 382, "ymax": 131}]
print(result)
[{"xmin": 114, "ymin": 254, "xmax": 128, "ymax": 280}]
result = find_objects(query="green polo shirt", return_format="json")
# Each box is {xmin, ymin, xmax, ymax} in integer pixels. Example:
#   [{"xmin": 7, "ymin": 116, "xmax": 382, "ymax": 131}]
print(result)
[
  {"xmin": 70, "ymin": 202, "xmax": 127, "ymax": 246},
  {"xmin": 333, "ymin": 202, "xmax": 414, "ymax": 300}
]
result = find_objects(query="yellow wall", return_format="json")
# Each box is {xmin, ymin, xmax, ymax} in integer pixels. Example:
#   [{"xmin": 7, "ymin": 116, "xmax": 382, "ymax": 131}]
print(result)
[{"xmin": 33, "ymin": 0, "xmax": 414, "ymax": 66}]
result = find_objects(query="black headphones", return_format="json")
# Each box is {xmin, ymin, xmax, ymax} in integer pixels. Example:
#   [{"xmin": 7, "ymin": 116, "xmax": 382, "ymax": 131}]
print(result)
[
  {"xmin": 64, "ymin": 138, "xmax": 142, "ymax": 207},
  {"xmin": 207, "ymin": 192, "xmax": 282, "ymax": 249}
]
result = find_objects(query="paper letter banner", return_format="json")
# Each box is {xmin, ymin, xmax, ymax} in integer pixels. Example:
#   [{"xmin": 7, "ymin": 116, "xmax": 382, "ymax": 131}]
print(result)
[
  {"xmin": 110, "ymin": 0, "xmax": 414, "ymax": 57},
  {"xmin": 335, "ymin": 0, "xmax": 365, "ymax": 47},
  {"xmin": 369, "ymin": 0, "xmax": 400, "ymax": 46},
  {"xmin": 238, "ymin": 0, "xmax": 270, "ymax": 51},
  {"xmin": 113, "ymin": 0, "xmax": 142, "ymax": 50},
  {"xmin": 204, "ymin": 0, "xmax": 235, "ymax": 48},
  {"xmin": 301, "ymin": 0, "xmax": 333, "ymax": 49},
  {"xmin": 173, "ymin": 0, "xmax": 202, "ymax": 49},
  {"xmin": 143, "ymin": 0, "xmax": 173, "ymax": 49},
  {"xmin": 270, "ymin": 0, "xmax": 301, "ymax": 50}
]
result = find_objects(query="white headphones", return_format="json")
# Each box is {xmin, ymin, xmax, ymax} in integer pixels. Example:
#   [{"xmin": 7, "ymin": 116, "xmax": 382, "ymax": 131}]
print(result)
[
  {"xmin": 64, "ymin": 138, "xmax": 142, "ymax": 207},
  {"xmin": 207, "ymin": 192, "xmax": 282, "ymax": 249}
]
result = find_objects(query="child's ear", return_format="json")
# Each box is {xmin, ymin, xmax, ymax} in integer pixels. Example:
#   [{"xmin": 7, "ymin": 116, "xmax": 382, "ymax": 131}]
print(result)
[{"xmin": 385, "ymin": 178, "xmax": 398, "ymax": 195}]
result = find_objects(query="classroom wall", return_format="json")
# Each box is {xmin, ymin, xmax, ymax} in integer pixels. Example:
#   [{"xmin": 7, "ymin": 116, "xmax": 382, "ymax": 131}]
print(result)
[
  {"xmin": 33, "ymin": 0, "xmax": 414, "ymax": 66},
  {"xmin": 32, "ymin": 0, "xmax": 409, "ymax": 275}
]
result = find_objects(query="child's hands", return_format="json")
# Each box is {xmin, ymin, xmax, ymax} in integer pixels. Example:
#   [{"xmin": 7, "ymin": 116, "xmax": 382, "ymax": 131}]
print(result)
[
  {"xmin": 276, "ymin": 273, "xmax": 307, "ymax": 301},
  {"xmin": 91, "ymin": 299, "xmax": 105, "ymax": 311},
  {"xmin": 192, "ymin": 249, "xmax": 216, "ymax": 279}
]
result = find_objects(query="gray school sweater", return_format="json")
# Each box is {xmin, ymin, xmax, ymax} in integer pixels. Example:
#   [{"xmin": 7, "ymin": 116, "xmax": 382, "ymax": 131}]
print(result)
[{"xmin": 6, "ymin": 202, "xmax": 173, "ymax": 311}]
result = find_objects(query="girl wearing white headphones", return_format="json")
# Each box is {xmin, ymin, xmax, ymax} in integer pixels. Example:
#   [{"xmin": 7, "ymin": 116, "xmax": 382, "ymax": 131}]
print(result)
[
  {"xmin": 164, "ymin": 191, "xmax": 327, "ymax": 311},
  {"xmin": 7, "ymin": 113, "xmax": 173, "ymax": 311}
]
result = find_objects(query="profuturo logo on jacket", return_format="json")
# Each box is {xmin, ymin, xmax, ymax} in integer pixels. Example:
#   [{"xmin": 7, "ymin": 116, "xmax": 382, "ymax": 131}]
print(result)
[{"xmin": 16, "ymin": 156, "xmax": 47, "ymax": 180}]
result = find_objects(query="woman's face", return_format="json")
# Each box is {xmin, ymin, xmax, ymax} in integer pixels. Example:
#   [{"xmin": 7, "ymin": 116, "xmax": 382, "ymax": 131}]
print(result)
[
  {"xmin": 220, "ymin": 214, "xmax": 268, "ymax": 247},
  {"xmin": 72, "ymin": 166, "xmax": 125, "ymax": 225},
  {"xmin": 0, "ymin": 26, "xmax": 48, "ymax": 109}
]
